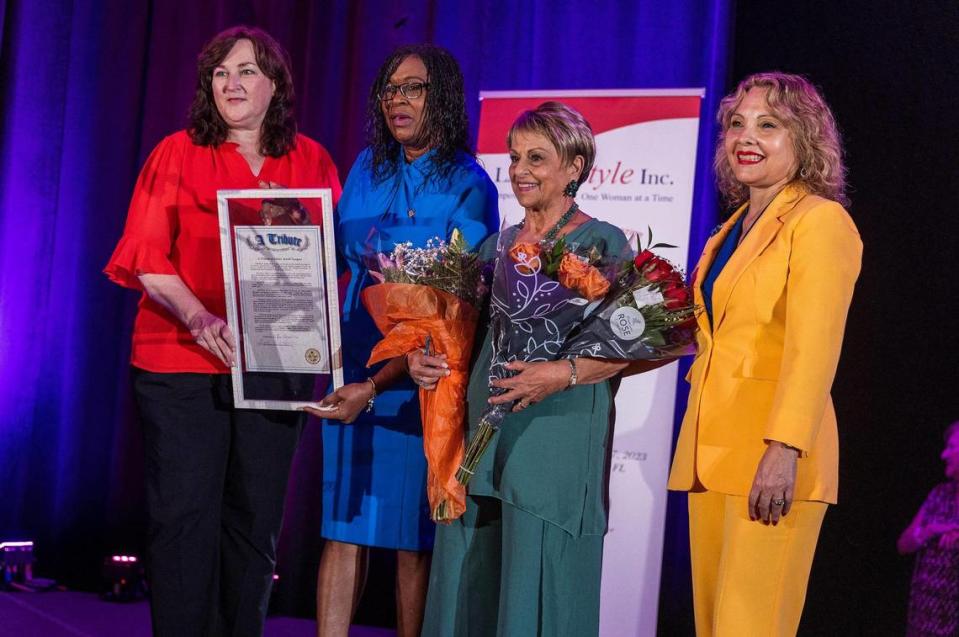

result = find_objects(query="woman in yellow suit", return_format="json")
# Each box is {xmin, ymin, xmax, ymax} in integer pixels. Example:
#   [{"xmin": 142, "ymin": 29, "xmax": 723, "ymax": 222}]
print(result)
[{"xmin": 668, "ymin": 72, "xmax": 863, "ymax": 636}]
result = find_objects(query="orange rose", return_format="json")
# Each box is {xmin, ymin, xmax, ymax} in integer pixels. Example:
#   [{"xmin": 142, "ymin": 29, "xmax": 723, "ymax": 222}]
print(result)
[
  {"xmin": 508, "ymin": 242, "xmax": 542, "ymax": 275},
  {"xmin": 508, "ymin": 242, "xmax": 541, "ymax": 263},
  {"xmin": 580, "ymin": 267, "xmax": 611, "ymax": 301},
  {"xmin": 557, "ymin": 252, "xmax": 590, "ymax": 289},
  {"xmin": 558, "ymin": 252, "xmax": 611, "ymax": 299}
]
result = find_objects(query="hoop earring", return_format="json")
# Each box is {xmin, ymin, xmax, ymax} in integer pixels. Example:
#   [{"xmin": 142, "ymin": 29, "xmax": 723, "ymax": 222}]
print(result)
[
  {"xmin": 563, "ymin": 180, "xmax": 580, "ymax": 197},
  {"xmin": 799, "ymin": 166, "xmax": 809, "ymax": 179}
]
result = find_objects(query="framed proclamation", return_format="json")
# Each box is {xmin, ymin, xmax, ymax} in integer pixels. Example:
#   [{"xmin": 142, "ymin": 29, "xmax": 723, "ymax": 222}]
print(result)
[{"xmin": 217, "ymin": 188, "xmax": 342, "ymax": 410}]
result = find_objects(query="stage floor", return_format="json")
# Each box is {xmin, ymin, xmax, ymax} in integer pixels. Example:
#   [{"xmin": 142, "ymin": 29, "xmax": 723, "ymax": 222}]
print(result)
[{"xmin": 0, "ymin": 591, "xmax": 395, "ymax": 637}]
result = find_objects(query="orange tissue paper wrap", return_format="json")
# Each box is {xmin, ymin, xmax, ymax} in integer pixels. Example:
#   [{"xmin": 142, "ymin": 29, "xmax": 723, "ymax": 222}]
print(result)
[{"xmin": 361, "ymin": 282, "xmax": 479, "ymax": 523}]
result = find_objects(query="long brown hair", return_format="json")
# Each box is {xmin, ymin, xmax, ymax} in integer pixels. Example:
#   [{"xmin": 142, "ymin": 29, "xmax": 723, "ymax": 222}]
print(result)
[{"xmin": 187, "ymin": 26, "xmax": 296, "ymax": 157}]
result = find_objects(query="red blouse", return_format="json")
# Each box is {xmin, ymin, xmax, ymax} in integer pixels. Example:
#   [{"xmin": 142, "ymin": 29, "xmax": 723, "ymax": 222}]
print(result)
[{"xmin": 105, "ymin": 130, "xmax": 342, "ymax": 373}]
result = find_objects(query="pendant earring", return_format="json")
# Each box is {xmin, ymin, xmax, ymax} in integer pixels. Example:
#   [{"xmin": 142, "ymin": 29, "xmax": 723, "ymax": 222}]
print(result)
[{"xmin": 563, "ymin": 180, "xmax": 580, "ymax": 198}]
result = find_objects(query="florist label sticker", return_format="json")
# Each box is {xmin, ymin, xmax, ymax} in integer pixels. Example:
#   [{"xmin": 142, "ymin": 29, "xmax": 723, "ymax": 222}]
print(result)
[
  {"xmin": 632, "ymin": 286, "xmax": 664, "ymax": 309},
  {"xmin": 610, "ymin": 307, "xmax": 645, "ymax": 341}
]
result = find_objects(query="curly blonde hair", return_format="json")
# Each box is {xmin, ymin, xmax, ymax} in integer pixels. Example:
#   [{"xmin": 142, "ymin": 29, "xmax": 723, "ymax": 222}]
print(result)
[{"xmin": 714, "ymin": 72, "xmax": 848, "ymax": 207}]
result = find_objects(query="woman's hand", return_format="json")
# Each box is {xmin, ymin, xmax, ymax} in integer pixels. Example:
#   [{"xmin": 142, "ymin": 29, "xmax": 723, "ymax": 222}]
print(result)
[
  {"xmin": 303, "ymin": 382, "xmax": 373, "ymax": 423},
  {"xmin": 187, "ymin": 309, "xmax": 236, "ymax": 366},
  {"xmin": 407, "ymin": 350, "xmax": 449, "ymax": 391},
  {"xmin": 258, "ymin": 180, "xmax": 308, "ymax": 225},
  {"xmin": 748, "ymin": 441, "xmax": 799, "ymax": 525},
  {"xmin": 488, "ymin": 360, "xmax": 570, "ymax": 412}
]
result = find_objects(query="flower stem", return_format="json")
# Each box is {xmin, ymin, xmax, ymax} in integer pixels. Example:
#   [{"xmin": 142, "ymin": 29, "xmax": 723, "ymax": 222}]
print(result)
[{"xmin": 455, "ymin": 418, "xmax": 498, "ymax": 486}]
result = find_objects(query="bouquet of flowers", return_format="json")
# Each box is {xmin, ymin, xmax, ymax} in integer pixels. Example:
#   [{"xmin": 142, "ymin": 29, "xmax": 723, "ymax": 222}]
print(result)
[
  {"xmin": 560, "ymin": 232, "xmax": 699, "ymax": 360},
  {"xmin": 451, "ymin": 226, "xmax": 699, "ymax": 498},
  {"xmin": 361, "ymin": 229, "xmax": 486, "ymax": 523}
]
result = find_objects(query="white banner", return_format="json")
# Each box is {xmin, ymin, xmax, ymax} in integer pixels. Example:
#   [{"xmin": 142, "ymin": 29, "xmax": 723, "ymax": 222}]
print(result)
[{"xmin": 477, "ymin": 89, "xmax": 702, "ymax": 636}]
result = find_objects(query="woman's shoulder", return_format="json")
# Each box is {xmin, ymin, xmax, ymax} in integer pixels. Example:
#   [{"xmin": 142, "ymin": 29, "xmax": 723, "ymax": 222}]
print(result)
[
  {"xmin": 349, "ymin": 146, "xmax": 375, "ymax": 172},
  {"xmin": 151, "ymin": 130, "xmax": 193, "ymax": 155},
  {"xmin": 439, "ymin": 151, "xmax": 495, "ymax": 188},
  {"xmin": 138, "ymin": 130, "xmax": 192, "ymax": 172},
  {"xmin": 477, "ymin": 232, "xmax": 502, "ymax": 259},
  {"xmin": 576, "ymin": 218, "xmax": 631, "ymax": 255},
  {"xmin": 581, "ymin": 218, "xmax": 627, "ymax": 238},
  {"xmin": 341, "ymin": 147, "xmax": 377, "ymax": 190},
  {"xmin": 292, "ymin": 133, "xmax": 335, "ymax": 163},
  {"xmin": 451, "ymin": 150, "xmax": 490, "ymax": 174},
  {"xmin": 927, "ymin": 481, "xmax": 958, "ymax": 503},
  {"xmin": 165, "ymin": 129, "xmax": 192, "ymax": 146},
  {"xmin": 789, "ymin": 191, "xmax": 859, "ymax": 236}
]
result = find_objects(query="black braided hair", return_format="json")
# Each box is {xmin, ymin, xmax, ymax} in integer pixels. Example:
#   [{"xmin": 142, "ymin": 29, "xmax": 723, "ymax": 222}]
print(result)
[{"xmin": 366, "ymin": 44, "xmax": 473, "ymax": 184}]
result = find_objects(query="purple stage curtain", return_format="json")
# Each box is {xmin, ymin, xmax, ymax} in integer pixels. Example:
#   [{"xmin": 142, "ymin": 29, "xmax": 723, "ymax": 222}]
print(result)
[{"xmin": 0, "ymin": 0, "xmax": 731, "ymax": 619}]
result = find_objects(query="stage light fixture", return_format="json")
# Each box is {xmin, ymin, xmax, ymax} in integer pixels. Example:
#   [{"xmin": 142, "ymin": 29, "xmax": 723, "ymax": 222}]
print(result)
[
  {"xmin": 0, "ymin": 540, "xmax": 56, "ymax": 591},
  {"xmin": 100, "ymin": 553, "xmax": 147, "ymax": 602},
  {"xmin": 1, "ymin": 540, "xmax": 35, "ymax": 590}
]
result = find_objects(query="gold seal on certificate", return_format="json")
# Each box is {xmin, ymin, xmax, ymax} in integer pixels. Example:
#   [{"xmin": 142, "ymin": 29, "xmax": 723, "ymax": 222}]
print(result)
[{"xmin": 217, "ymin": 188, "xmax": 343, "ymax": 411}]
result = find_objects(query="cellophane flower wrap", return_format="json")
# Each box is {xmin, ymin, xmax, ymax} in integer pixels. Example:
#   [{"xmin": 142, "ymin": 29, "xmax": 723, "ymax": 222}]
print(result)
[
  {"xmin": 360, "ymin": 230, "xmax": 486, "ymax": 523},
  {"xmin": 560, "ymin": 247, "xmax": 700, "ymax": 359},
  {"xmin": 453, "ymin": 226, "xmax": 700, "ymax": 497},
  {"xmin": 450, "ymin": 225, "xmax": 620, "ymax": 497}
]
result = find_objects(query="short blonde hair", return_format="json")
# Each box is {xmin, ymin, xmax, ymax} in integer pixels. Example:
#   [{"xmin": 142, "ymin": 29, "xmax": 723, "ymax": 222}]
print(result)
[
  {"xmin": 507, "ymin": 101, "xmax": 596, "ymax": 183},
  {"xmin": 714, "ymin": 72, "xmax": 848, "ymax": 206}
]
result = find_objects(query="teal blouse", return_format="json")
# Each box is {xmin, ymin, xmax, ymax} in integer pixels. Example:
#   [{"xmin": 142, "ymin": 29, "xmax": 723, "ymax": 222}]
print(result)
[{"xmin": 465, "ymin": 219, "xmax": 630, "ymax": 537}]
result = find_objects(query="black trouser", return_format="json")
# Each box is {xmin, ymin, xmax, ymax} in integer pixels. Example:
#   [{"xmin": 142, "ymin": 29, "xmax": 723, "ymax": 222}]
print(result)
[{"xmin": 132, "ymin": 369, "xmax": 306, "ymax": 637}]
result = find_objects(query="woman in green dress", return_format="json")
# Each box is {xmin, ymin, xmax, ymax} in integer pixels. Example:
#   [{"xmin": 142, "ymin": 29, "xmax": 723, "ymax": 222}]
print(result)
[{"xmin": 411, "ymin": 102, "xmax": 651, "ymax": 636}]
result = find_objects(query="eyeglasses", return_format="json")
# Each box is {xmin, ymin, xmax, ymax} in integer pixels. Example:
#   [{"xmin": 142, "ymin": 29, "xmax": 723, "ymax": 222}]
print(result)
[{"xmin": 378, "ymin": 82, "xmax": 430, "ymax": 101}]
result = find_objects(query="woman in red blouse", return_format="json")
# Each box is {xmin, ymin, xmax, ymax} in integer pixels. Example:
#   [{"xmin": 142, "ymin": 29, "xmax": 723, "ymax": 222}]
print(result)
[{"xmin": 104, "ymin": 26, "xmax": 340, "ymax": 637}]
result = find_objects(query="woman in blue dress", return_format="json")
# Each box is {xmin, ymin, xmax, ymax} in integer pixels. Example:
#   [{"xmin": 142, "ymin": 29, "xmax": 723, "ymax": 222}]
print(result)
[{"xmin": 305, "ymin": 44, "xmax": 498, "ymax": 637}]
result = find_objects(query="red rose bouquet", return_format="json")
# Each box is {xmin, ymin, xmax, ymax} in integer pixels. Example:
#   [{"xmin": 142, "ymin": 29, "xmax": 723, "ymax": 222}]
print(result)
[{"xmin": 451, "ymin": 226, "xmax": 699, "ymax": 503}]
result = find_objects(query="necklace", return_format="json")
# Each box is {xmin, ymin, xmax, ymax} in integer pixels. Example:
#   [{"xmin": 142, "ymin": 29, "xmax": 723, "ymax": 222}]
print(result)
[
  {"xmin": 737, "ymin": 194, "xmax": 780, "ymax": 246},
  {"xmin": 517, "ymin": 201, "xmax": 579, "ymax": 244}
]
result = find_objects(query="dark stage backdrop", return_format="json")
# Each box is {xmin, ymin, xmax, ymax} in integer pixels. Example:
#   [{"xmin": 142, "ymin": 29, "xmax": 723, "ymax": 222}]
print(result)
[
  {"xmin": 5, "ymin": 0, "xmax": 955, "ymax": 633},
  {"xmin": 0, "ymin": 0, "xmax": 732, "ymax": 629},
  {"xmin": 722, "ymin": 1, "xmax": 959, "ymax": 636}
]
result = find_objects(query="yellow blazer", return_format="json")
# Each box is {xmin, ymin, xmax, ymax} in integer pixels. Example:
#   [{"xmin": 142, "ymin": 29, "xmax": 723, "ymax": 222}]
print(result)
[{"xmin": 667, "ymin": 183, "xmax": 862, "ymax": 503}]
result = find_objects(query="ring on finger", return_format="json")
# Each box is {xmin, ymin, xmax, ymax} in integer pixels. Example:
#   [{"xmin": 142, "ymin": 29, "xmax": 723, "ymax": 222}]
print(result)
[{"xmin": 771, "ymin": 498, "xmax": 786, "ymax": 506}]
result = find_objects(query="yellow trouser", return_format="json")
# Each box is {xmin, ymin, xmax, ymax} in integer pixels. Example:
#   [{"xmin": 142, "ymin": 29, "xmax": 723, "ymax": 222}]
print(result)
[{"xmin": 688, "ymin": 490, "xmax": 827, "ymax": 637}]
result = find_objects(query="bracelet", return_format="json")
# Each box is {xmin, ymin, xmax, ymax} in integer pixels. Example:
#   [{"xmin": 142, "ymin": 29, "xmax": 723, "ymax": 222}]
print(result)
[
  {"xmin": 566, "ymin": 358, "xmax": 578, "ymax": 389},
  {"xmin": 365, "ymin": 377, "xmax": 377, "ymax": 413}
]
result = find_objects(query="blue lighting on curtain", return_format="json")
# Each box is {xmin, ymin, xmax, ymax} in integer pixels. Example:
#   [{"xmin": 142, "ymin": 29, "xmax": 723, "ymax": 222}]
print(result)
[{"xmin": 0, "ymin": 0, "xmax": 731, "ymax": 603}]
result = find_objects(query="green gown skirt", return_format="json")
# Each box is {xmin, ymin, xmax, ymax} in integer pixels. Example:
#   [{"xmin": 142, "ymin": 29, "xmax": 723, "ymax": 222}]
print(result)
[
  {"xmin": 422, "ymin": 495, "xmax": 604, "ymax": 636},
  {"xmin": 422, "ymin": 220, "xmax": 630, "ymax": 636}
]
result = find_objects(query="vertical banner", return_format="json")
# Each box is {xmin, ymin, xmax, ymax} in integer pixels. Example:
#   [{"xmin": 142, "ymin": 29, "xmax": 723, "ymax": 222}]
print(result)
[{"xmin": 477, "ymin": 89, "xmax": 702, "ymax": 636}]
